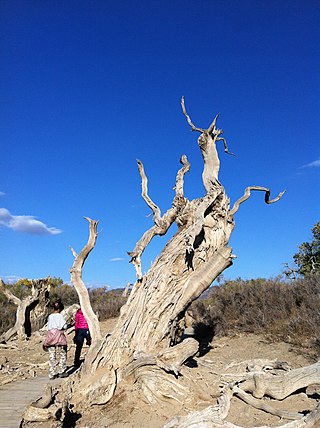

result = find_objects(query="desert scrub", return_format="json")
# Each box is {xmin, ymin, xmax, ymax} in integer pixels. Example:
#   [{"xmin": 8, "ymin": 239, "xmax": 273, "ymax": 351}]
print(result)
[{"xmin": 191, "ymin": 274, "xmax": 320, "ymax": 353}]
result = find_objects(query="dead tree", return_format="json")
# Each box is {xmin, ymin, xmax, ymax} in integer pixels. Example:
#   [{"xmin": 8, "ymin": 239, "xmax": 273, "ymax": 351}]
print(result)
[
  {"xmin": 0, "ymin": 277, "xmax": 50, "ymax": 342},
  {"xmin": 70, "ymin": 217, "xmax": 101, "ymax": 342},
  {"xmin": 62, "ymin": 98, "xmax": 285, "ymax": 409}
]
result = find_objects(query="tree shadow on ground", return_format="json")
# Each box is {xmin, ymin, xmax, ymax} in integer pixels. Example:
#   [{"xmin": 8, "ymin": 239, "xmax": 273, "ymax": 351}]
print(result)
[
  {"xmin": 61, "ymin": 407, "xmax": 82, "ymax": 428},
  {"xmin": 193, "ymin": 322, "xmax": 215, "ymax": 357}
]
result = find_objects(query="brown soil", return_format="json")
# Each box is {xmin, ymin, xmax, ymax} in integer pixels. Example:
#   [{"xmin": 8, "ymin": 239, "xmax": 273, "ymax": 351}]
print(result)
[{"xmin": 0, "ymin": 319, "xmax": 318, "ymax": 427}]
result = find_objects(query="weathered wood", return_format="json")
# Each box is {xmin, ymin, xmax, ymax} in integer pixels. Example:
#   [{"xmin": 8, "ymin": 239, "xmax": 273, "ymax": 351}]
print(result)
[
  {"xmin": 0, "ymin": 376, "xmax": 60, "ymax": 427},
  {"xmin": 70, "ymin": 217, "xmax": 101, "ymax": 343},
  {"xmin": 240, "ymin": 361, "xmax": 320, "ymax": 400},
  {"xmin": 30, "ymin": 384, "xmax": 53, "ymax": 408},
  {"xmin": 165, "ymin": 403, "xmax": 320, "ymax": 428},
  {"xmin": 164, "ymin": 362, "xmax": 320, "ymax": 428},
  {"xmin": 122, "ymin": 337, "xmax": 199, "ymax": 379},
  {"xmin": 233, "ymin": 386, "xmax": 303, "ymax": 420}
]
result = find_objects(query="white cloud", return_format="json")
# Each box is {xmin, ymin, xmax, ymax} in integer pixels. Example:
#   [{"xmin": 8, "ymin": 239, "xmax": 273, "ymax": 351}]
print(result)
[
  {"xmin": 84, "ymin": 282, "xmax": 110, "ymax": 289},
  {"xmin": 0, "ymin": 275, "xmax": 22, "ymax": 284},
  {"xmin": 0, "ymin": 192, "xmax": 5, "ymax": 196},
  {"xmin": 109, "ymin": 257, "xmax": 126, "ymax": 262},
  {"xmin": 0, "ymin": 208, "xmax": 62, "ymax": 235},
  {"xmin": 300, "ymin": 159, "xmax": 320, "ymax": 168}
]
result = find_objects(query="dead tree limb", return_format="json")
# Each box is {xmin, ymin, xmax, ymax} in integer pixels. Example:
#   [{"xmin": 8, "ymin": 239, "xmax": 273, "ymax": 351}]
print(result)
[
  {"xmin": 128, "ymin": 155, "xmax": 190, "ymax": 279},
  {"xmin": 233, "ymin": 386, "xmax": 303, "ymax": 420},
  {"xmin": 165, "ymin": 403, "xmax": 320, "ymax": 428},
  {"xmin": 182, "ymin": 96, "xmax": 234, "ymax": 191},
  {"xmin": 165, "ymin": 381, "xmax": 320, "ymax": 428},
  {"xmin": 230, "ymin": 186, "xmax": 286, "ymax": 216},
  {"xmin": 70, "ymin": 217, "xmax": 101, "ymax": 342},
  {"xmin": 30, "ymin": 384, "xmax": 53, "ymax": 409},
  {"xmin": 240, "ymin": 361, "xmax": 320, "ymax": 400}
]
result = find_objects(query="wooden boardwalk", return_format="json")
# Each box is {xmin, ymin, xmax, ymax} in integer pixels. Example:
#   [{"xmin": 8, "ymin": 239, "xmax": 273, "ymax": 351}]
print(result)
[{"xmin": 0, "ymin": 376, "xmax": 61, "ymax": 428}]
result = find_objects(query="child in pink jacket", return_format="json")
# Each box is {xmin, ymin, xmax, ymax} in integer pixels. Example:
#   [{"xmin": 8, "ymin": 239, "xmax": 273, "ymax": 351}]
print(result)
[{"xmin": 73, "ymin": 308, "xmax": 91, "ymax": 367}]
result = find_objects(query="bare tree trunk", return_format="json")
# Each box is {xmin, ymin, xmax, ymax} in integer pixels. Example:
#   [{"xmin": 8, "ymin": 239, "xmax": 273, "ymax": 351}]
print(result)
[
  {"xmin": 65, "ymin": 98, "xmax": 285, "ymax": 408},
  {"xmin": 0, "ymin": 278, "xmax": 51, "ymax": 342},
  {"xmin": 70, "ymin": 217, "xmax": 101, "ymax": 343}
]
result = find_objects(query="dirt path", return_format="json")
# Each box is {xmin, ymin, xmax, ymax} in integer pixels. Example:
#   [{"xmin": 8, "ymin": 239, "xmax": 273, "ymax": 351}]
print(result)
[{"xmin": 0, "ymin": 376, "xmax": 61, "ymax": 428}]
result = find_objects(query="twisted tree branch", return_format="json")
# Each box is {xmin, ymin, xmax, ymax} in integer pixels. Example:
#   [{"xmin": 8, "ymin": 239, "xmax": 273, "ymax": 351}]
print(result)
[
  {"xmin": 137, "ymin": 159, "xmax": 161, "ymax": 225},
  {"xmin": 181, "ymin": 96, "xmax": 205, "ymax": 133},
  {"xmin": 128, "ymin": 158, "xmax": 189, "ymax": 280},
  {"xmin": 181, "ymin": 96, "xmax": 233, "ymax": 191},
  {"xmin": 0, "ymin": 278, "xmax": 49, "ymax": 341},
  {"xmin": 230, "ymin": 186, "xmax": 286, "ymax": 216}
]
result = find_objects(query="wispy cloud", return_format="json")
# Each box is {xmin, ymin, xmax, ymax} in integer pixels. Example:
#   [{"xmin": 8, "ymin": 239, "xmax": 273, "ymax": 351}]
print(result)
[
  {"xmin": 0, "ymin": 192, "xmax": 5, "ymax": 196},
  {"xmin": 109, "ymin": 257, "xmax": 126, "ymax": 262},
  {"xmin": 65, "ymin": 280, "xmax": 110, "ymax": 289},
  {"xmin": 0, "ymin": 275, "xmax": 23, "ymax": 284},
  {"xmin": 300, "ymin": 159, "xmax": 320, "ymax": 168},
  {"xmin": 0, "ymin": 208, "xmax": 62, "ymax": 235}
]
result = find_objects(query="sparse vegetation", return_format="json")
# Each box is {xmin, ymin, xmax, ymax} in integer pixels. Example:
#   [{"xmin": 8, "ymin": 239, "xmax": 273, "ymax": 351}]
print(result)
[
  {"xmin": 191, "ymin": 273, "xmax": 320, "ymax": 356},
  {"xmin": 1, "ymin": 274, "xmax": 319, "ymax": 358},
  {"xmin": 0, "ymin": 281, "xmax": 127, "ymax": 336}
]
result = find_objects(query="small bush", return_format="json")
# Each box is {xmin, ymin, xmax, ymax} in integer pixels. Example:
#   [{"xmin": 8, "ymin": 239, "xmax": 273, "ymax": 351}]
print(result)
[{"xmin": 90, "ymin": 287, "xmax": 127, "ymax": 320}]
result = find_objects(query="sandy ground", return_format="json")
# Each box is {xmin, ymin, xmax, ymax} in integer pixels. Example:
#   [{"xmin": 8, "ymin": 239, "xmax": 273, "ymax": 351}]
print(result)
[{"xmin": 0, "ymin": 319, "xmax": 318, "ymax": 427}]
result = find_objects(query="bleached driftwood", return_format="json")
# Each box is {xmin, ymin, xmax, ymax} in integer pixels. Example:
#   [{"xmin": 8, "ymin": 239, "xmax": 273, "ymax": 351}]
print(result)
[
  {"xmin": 164, "ymin": 403, "xmax": 320, "ymax": 428},
  {"xmin": 22, "ymin": 401, "xmax": 68, "ymax": 424},
  {"xmin": 240, "ymin": 361, "xmax": 320, "ymax": 400},
  {"xmin": 30, "ymin": 384, "xmax": 53, "ymax": 409},
  {"xmin": 165, "ymin": 362, "xmax": 320, "ymax": 428},
  {"xmin": 22, "ymin": 384, "xmax": 70, "ymax": 424}
]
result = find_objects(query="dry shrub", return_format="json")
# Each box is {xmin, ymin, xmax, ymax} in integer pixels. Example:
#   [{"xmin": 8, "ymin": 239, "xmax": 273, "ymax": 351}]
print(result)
[
  {"xmin": 50, "ymin": 283, "xmax": 79, "ymax": 307},
  {"xmin": 90, "ymin": 288, "xmax": 127, "ymax": 320},
  {"xmin": 191, "ymin": 274, "xmax": 320, "ymax": 353}
]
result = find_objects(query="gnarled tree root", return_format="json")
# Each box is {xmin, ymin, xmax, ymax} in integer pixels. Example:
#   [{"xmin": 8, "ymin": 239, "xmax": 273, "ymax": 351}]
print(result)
[
  {"xmin": 165, "ymin": 362, "xmax": 320, "ymax": 428},
  {"xmin": 30, "ymin": 384, "xmax": 54, "ymax": 409},
  {"xmin": 21, "ymin": 384, "xmax": 68, "ymax": 424},
  {"xmin": 165, "ymin": 395, "xmax": 320, "ymax": 428},
  {"xmin": 241, "ymin": 361, "xmax": 320, "ymax": 399}
]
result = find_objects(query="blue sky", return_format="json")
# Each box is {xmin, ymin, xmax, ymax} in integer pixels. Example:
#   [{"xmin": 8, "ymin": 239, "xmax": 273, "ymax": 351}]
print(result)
[{"xmin": 1, "ymin": 0, "xmax": 319, "ymax": 288}]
